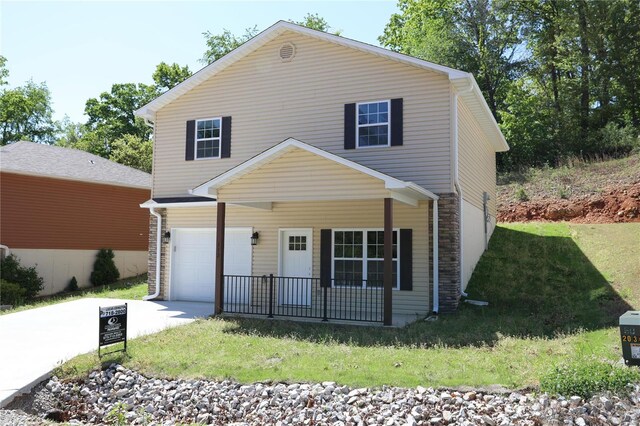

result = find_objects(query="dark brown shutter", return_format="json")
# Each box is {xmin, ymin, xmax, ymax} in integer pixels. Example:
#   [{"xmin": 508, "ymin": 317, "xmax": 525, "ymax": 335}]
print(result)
[
  {"xmin": 390, "ymin": 98, "xmax": 403, "ymax": 146},
  {"xmin": 344, "ymin": 103, "xmax": 356, "ymax": 149},
  {"xmin": 185, "ymin": 120, "xmax": 195, "ymax": 161},
  {"xmin": 320, "ymin": 229, "xmax": 332, "ymax": 287},
  {"xmin": 399, "ymin": 228, "xmax": 412, "ymax": 290},
  {"xmin": 221, "ymin": 116, "xmax": 231, "ymax": 158}
]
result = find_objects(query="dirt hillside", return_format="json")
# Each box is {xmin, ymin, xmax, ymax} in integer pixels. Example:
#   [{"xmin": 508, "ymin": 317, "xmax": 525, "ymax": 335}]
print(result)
[{"xmin": 497, "ymin": 155, "xmax": 640, "ymax": 223}]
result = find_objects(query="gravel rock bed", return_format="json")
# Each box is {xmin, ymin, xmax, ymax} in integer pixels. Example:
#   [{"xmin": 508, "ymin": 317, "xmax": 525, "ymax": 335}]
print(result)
[{"xmin": 6, "ymin": 364, "xmax": 640, "ymax": 425}]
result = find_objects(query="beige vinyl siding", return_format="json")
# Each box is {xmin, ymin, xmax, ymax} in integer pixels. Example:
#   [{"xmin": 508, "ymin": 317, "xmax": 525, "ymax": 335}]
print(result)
[
  {"xmin": 219, "ymin": 148, "xmax": 391, "ymax": 202},
  {"xmin": 153, "ymin": 30, "xmax": 452, "ymax": 198},
  {"xmin": 164, "ymin": 199, "xmax": 430, "ymax": 316},
  {"xmin": 457, "ymin": 98, "xmax": 497, "ymax": 216}
]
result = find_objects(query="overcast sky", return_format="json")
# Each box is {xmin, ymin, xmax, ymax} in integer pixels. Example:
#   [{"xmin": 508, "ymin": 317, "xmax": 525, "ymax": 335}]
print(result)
[{"xmin": 1, "ymin": 1, "xmax": 399, "ymax": 123}]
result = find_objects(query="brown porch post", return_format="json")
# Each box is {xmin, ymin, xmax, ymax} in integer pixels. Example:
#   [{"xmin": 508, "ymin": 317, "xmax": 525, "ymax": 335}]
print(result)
[
  {"xmin": 215, "ymin": 202, "xmax": 226, "ymax": 315},
  {"xmin": 383, "ymin": 197, "xmax": 393, "ymax": 326}
]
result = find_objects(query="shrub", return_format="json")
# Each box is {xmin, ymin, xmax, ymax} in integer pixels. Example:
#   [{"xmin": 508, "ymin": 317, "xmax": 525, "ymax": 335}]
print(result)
[
  {"xmin": 0, "ymin": 254, "xmax": 44, "ymax": 300},
  {"xmin": 515, "ymin": 186, "xmax": 529, "ymax": 202},
  {"xmin": 67, "ymin": 276, "xmax": 79, "ymax": 292},
  {"xmin": 586, "ymin": 123, "xmax": 640, "ymax": 158},
  {"xmin": 90, "ymin": 249, "xmax": 120, "ymax": 286},
  {"xmin": 540, "ymin": 359, "xmax": 640, "ymax": 398},
  {"xmin": 0, "ymin": 279, "xmax": 26, "ymax": 306}
]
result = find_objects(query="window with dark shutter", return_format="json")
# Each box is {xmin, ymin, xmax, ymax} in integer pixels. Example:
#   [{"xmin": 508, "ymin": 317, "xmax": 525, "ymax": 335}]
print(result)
[
  {"xmin": 390, "ymin": 98, "xmax": 403, "ymax": 146},
  {"xmin": 344, "ymin": 103, "xmax": 356, "ymax": 150},
  {"xmin": 399, "ymin": 228, "xmax": 412, "ymax": 290},
  {"xmin": 185, "ymin": 120, "xmax": 195, "ymax": 161},
  {"xmin": 221, "ymin": 116, "xmax": 231, "ymax": 158}
]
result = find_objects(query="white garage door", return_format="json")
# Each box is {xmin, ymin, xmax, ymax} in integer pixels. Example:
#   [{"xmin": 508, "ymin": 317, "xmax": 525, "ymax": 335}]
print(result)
[{"xmin": 171, "ymin": 228, "xmax": 252, "ymax": 303}]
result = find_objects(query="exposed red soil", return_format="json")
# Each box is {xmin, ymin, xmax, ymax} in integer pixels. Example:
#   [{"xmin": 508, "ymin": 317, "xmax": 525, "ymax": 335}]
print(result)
[{"xmin": 498, "ymin": 183, "xmax": 640, "ymax": 223}]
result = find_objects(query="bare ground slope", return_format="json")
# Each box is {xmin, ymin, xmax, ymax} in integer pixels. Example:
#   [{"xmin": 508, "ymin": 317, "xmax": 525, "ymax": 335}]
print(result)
[{"xmin": 498, "ymin": 154, "xmax": 640, "ymax": 223}]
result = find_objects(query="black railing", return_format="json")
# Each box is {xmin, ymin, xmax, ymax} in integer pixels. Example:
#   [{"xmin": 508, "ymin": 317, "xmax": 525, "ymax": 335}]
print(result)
[{"xmin": 223, "ymin": 274, "xmax": 384, "ymax": 323}]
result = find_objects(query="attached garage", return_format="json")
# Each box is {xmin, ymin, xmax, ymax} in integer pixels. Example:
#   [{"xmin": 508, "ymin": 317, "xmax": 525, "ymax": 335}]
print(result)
[{"xmin": 170, "ymin": 227, "xmax": 252, "ymax": 303}]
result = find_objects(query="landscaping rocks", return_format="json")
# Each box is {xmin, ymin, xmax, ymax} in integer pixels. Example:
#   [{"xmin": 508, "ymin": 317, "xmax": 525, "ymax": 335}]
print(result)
[{"xmin": 4, "ymin": 364, "xmax": 640, "ymax": 425}]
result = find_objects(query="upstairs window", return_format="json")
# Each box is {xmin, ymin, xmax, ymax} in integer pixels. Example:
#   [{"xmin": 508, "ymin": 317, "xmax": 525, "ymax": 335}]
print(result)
[
  {"xmin": 195, "ymin": 118, "xmax": 221, "ymax": 159},
  {"xmin": 357, "ymin": 101, "xmax": 390, "ymax": 148}
]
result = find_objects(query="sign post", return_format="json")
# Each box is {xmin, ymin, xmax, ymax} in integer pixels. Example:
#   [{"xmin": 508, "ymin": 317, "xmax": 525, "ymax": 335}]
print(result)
[{"xmin": 99, "ymin": 303, "xmax": 127, "ymax": 357}]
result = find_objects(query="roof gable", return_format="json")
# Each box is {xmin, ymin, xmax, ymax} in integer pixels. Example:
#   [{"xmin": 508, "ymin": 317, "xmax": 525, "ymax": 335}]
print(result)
[
  {"xmin": 191, "ymin": 138, "xmax": 437, "ymax": 207},
  {"xmin": 135, "ymin": 20, "xmax": 508, "ymax": 152}
]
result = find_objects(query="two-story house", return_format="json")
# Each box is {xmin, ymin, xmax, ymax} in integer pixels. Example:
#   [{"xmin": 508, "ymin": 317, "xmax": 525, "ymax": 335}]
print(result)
[{"xmin": 135, "ymin": 21, "xmax": 508, "ymax": 325}]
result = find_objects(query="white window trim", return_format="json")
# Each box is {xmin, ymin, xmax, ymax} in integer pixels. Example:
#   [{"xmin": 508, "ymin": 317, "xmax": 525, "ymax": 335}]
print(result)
[
  {"xmin": 331, "ymin": 228, "xmax": 400, "ymax": 290},
  {"xmin": 355, "ymin": 100, "xmax": 391, "ymax": 149},
  {"xmin": 194, "ymin": 117, "xmax": 222, "ymax": 160}
]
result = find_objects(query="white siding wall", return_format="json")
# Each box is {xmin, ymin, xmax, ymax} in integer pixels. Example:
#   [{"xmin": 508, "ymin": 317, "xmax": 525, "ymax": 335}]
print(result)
[
  {"xmin": 10, "ymin": 249, "xmax": 148, "ymax": 296},
  {"xmin": 458, "ymin": 97, "xmax": 498, "ymax": 288},
  {"xmin": 153, "ymin": 30, "xmax": 452, "ymax": 198},
  {"xmin": 164, "ymin": 200, "xmax": 431, "ymax": 316}
]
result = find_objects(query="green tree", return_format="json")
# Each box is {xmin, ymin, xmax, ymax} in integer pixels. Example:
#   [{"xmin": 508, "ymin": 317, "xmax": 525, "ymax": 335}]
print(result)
[
  {"xmin": 201, "ymin": 14, "xmax": 339, "ymax": 65},
  {"xmin": 109, "ymin": 134, "xmax": 153, "ymax": 173},
  {"xmin": 152, "ymin": 62, "xmax": 191, "ymax": 92},
  {"xmin": 84, "ymin": 82, "xmax": 156, "ymax": 149},
  {"xmin": 0, "ymin": 56, "xmax": 8, "ymax": 86},
  {"xmin": 0, "ymin": 80, "xmax": 56, "ymax": 145},
  {"xmin": 290, "ymin": 13, "xmax": 342, "ymax": 34},
  {"xmin": 201, "ymin": 26, "xmax": 259, "ymax": 65},
  {"xmin": 380, "ymin": 0, "xmax": 524, "ymax": 120},
  {"xmin": 56, "ymin": 117, "xmax": 109, "ymax": 157}
]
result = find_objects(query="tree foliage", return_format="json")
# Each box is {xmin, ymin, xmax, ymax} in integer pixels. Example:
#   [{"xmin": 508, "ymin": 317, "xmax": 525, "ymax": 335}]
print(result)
[
  {"xmin": 381, "ymin": 0, "xmax": 640, "ymax": 170},
  {"xmin": 109, "ymin": 134, "xmax": 153, "ymax": 173},
  {"xmin": 0, "ymin": 58, "xmax": 57, "ymax": 145},
  {"xmin": 290, "ymin": 13, "xmax": 342, "ymax": 35},
  {"xmin": 201, "ymin": 26, "xmax": 259, "ymax": 65},
  {"xmin": 201, "ymin": 13, "xmax": 339, "ymax": 65},
  {"xmin": 152, "ymin": 61, "xmax": 191, "ymax": 92}
]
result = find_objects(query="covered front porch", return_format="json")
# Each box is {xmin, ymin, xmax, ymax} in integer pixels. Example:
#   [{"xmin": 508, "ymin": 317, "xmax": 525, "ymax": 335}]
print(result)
[{"xmin": 182, "ymin": 138, "xmax": 440, "ymax": 326}]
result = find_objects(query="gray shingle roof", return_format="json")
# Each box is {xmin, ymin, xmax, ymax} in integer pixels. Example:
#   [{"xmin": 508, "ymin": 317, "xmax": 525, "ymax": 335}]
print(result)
[{"xmin": 0, "ymin": 141, "xmax": 151, "ymax": 189}]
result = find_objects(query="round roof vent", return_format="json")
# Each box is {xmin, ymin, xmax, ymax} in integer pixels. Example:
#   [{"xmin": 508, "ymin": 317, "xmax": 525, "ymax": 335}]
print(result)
[{"xmin": 279, "ymin": 42, "xmax": 296, "ymax": 62}]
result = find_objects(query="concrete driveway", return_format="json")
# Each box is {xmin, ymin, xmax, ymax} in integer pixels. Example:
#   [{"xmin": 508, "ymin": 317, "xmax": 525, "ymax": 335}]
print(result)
[{"xmin": 0, "ymin": 298, "xmax": 213, "ymax": 407}]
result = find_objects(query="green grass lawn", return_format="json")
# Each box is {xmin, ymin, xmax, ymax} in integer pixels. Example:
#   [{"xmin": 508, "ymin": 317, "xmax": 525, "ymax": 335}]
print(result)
[
  {"xmin": 1, "ymin": 274, "xmax": 148, "ymax": 315},
  {"xmin": 58, "ymin": 223, "xmax": 640, "ymax": 389}
]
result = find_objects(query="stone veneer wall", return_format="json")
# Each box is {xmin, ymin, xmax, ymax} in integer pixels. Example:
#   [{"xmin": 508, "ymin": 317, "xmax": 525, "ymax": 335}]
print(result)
[
  {"xmin": 147, "ymin": 209, "xmax": 168, "ymax": 300},
  {"xmin": 435, "ymin": 193, "xmax": 461, "ymax": 313}
]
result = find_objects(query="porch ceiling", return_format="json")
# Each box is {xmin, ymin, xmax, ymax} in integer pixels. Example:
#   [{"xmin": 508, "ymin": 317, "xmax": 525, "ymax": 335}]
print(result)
[{"xmin": 190, "ymin": 138, "xmax": 438, "ymax": 207}]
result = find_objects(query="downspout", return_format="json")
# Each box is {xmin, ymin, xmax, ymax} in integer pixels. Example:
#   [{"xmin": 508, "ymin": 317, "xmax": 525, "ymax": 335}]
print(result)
[
  {"xmin": 432, "ymin": 199, "xmax": 439, "ymax": 314},
  {"xmin": 453, "ymin": 79, "xmax": 474, "ymax": 298},
  {"xmin": 143, "ymin": 207, "xmax": 162, "ymax": 301},
  {"xmin": 0, "ymin": 244, "xmax": 10, "ymax": 258}
]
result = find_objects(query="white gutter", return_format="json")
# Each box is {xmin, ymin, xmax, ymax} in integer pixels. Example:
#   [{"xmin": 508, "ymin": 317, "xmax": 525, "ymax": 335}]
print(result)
[
  {"xmin": 0, "ymin": 244, "xmax": 10, "ymax": 257},
  {"xmin": 432, "ymin": 199, "xmax": 439, "ymax": 314},
  {"xmin": 143, "ymin": 207, "xmax": 162, "ymax": 301},
  {"xmin": 452, "ymin": 79, "xmax": 474, "ymax": 297}
]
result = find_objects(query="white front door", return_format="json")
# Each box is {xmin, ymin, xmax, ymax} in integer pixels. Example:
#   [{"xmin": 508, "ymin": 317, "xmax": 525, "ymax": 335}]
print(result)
[
  {"xmin": 279, "ymin": 229, "xmax": 313, "ymax": 306},
  {"xmin": 171, "ymin": 228, "xmax": 252, "ymax": 303}
]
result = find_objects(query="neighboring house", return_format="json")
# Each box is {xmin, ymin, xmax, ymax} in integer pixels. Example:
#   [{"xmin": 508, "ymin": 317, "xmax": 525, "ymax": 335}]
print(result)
[
  {"xmin": 0, "ymin": 141, "xmax": 151, "ymax": 295},
  {"xmin": 135, "ymin": 21, "xmax": 508, "ymax": 325}
]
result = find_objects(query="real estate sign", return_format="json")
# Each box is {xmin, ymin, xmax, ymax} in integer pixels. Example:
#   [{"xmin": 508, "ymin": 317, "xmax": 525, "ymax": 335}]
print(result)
[{"xmin": 99, "ymin": 303, "xmax": 127, "ymax": 356}]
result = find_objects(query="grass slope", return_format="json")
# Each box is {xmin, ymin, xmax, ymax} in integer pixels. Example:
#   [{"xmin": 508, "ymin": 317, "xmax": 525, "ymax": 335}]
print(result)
[
  {"xmin": 58, "ymin": 224, "xmax": 639, "ymax": 389},
  {"xmin": 1, "ymin": 274, "xmax": 148, "ymax": 315}
]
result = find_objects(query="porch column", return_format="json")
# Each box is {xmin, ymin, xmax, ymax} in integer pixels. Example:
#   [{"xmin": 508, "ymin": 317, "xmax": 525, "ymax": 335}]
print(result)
[
  {"xmin": 384, "ymin": 197, "xmax": 393, "ymax": 326},
  {"xmin": 215, "ymin": 202, "xmax": 226, "ymax": 315}
]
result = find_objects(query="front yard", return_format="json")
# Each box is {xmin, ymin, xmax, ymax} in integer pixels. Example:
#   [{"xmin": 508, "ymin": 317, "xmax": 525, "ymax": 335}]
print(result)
[{"xmin": 57, "ymin": 223, "xmax": 639, "ymax": 389}]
